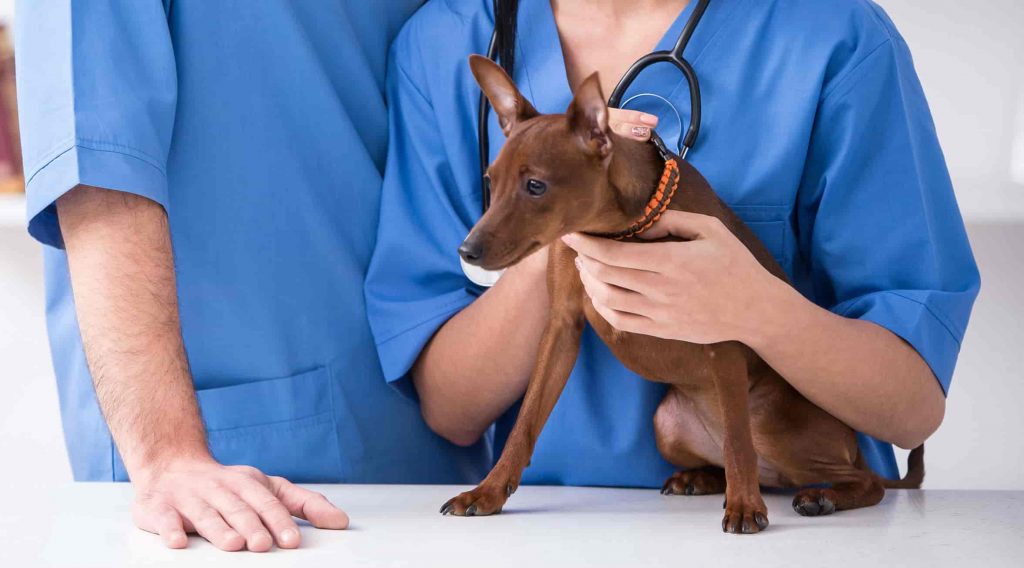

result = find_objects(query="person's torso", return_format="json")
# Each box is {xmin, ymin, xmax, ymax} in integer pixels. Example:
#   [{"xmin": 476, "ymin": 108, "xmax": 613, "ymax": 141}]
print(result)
[
  {"xmin": 401, "ymin": 0, "xmax": 901, "ymax": 487},
  {"xmin": 47, "ymin": 0, "xmax": 494, "ymax": 483}
]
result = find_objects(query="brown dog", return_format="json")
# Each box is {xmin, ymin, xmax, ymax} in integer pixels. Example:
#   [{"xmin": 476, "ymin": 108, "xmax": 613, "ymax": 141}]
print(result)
[{"xmin": 443, "ymin": 55, "xmax": 923, "ymax": 534}]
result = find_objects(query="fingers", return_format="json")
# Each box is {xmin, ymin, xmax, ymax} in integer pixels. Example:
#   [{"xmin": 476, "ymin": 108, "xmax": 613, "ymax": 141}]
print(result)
[
  {"xmin": 204, "ymin": 487, "xmax": 274, "ymax": 553},
  {"xmin": 562, "ymin": 233, "xmax": 667, "ymax": 271},
  {"xmin": 269, "ymin": 476, "xmax": 349, "ymax": 530},
  {"xmin": 590, "ymin": 298, "xmax": 655, "ymax": 335},
  {"xmin": 638, "ymin": 210, "xmax": 724, "ymax": 241},
  {"xmin": 236, "ymin": 477, "xmax": 303, "ymax": 549},
  {"xmin": 134, "ymin": 498, "xmax": 188, "ymax": 549},
  {"xmin": 575, "ymin": 254, "xmax": 658, "ymax": 294},
  {"xmin": 579, "ymin": 272, "xmax": 652, "ymax": 316},
  {"xmin": 134, "ymin": 463, "xmax": 340, "ymax": 553},
  {"xmin": 577, "ymin": 259, "xmax": 655, "ymax": 316},
  {"xmin": 178, "ymin": 497, "xmax": 246, "ymax": 552},
  {"xmin": 608, "ymin": 109, "xmax": 658, "ymax": 141}
]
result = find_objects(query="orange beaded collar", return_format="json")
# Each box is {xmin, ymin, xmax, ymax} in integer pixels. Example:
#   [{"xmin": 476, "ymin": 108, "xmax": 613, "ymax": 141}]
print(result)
[{"xmin": 589, "ymin": 139, "xmax": 681, "ymax": 241}]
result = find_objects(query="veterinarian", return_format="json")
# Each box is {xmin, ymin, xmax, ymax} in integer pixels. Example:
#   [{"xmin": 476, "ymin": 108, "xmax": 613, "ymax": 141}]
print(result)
[
  {"xmin": 15, "ymin": 0, "xmax": 493, "ymax": 553},
  {"xmin": 365, "ymin": 0, "xmax": 979, "ymax": 488}
]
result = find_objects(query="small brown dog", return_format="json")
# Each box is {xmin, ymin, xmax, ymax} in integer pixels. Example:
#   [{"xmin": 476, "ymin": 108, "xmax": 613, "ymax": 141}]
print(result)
[{"xmin": 444, "ymin": 55, "xmax": 923, "ymax": 534}]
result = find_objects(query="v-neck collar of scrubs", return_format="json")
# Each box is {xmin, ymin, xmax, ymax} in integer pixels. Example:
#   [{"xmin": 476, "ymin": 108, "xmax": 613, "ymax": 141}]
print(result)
[{"xmin": 516, "ymin": 0, "xmax": 712, "ymax": 121}]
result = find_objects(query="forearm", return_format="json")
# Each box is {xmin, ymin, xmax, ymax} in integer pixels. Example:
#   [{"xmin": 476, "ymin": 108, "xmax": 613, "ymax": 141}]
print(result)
[
  {"xmin": 413, "ymin": 253, "xmax": 550, "ymax": 446},
  {"xmin": 58, "ymin": 186, "xmax": 210, "ymax": 481},
  {"xmin": 747, "ymin": 279, "xmax": 945, "ymax": 449}
]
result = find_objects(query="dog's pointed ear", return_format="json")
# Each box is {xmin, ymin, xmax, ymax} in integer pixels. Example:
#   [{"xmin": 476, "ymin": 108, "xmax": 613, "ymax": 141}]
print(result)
[
  {"xmin": 567, "ymin": 73, "xmax": 612, "ymax": 160},
  {"xmin": 469, "ymin": 54, "xmax": 539, "ymax": 136}
]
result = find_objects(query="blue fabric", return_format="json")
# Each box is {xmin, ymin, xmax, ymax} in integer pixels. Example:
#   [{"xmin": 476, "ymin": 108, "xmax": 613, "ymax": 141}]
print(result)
[
  {"xmin": 17, "ymin": 0, "xmax": 493, "ymax": 483},
  {"xmin": 365, "ymin": 0, "xmax": 980, "ymax": 487}
]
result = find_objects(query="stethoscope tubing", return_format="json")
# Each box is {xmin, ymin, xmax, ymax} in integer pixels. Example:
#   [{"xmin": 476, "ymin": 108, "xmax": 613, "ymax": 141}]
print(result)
[
  {"xmin": 478, "ymin": 0, "xmax": 710, "ymax": 213},
  {"xmin": 478, "ymin": 29, "xmax": 501, "ymax": 213}
]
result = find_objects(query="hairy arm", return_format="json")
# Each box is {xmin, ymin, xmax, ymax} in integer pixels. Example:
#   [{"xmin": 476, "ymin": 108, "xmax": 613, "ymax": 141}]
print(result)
[
  {"xmin": 58, "ymin": 186, "xmax": 347, "ymax": 552},
  {"xmin": 59, "ymin": 187, "xmax": 207, "ymax": 474}
]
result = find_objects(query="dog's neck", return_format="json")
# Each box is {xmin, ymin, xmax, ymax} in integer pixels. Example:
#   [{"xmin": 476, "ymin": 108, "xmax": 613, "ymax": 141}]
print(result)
[{"xmin": 583, "ymin": 136, "xmax": 666, "ymax": 235}]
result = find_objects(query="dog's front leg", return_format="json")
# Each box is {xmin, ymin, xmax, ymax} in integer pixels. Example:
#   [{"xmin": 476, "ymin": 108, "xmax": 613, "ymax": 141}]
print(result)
[
  {"xmin": 441, "ymin": 247, "xmax": 585, "ymax": 517},
  {"xmin": 708, "ymin": 342, "xmax": 769, "ymax": 534},
  {"xmin": 440, "ymin": 308, "xmax": 584, "ymax": 516}
]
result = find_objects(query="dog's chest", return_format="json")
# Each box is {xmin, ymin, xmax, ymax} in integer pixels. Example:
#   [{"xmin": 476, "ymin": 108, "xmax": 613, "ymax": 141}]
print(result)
[{"xmin": 582, "ymin": 299, "xmax": 713, "ymax": 385}]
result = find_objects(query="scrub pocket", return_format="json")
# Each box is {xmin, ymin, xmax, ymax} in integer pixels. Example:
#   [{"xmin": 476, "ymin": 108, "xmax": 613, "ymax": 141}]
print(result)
[
  {"xmin": 730, "ymin": 204, "xmax": 791, "ymax": 271},
  {"xmin": 110, "ymin": 366, "xmax": 351, "ymax": 483},
  {"xmin": 195, "ymin": 367, "xmax": 347, "ymax": 482}
]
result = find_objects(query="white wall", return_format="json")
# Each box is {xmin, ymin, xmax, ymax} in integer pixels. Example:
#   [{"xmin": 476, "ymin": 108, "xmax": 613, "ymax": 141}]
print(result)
[
  {"xmin": 877, "ymin": 0, "xmax": 1024, "ymax": 221},
  {"xmin": 0, "ymin": 227, "xmax": 68, "ymax": 487}
]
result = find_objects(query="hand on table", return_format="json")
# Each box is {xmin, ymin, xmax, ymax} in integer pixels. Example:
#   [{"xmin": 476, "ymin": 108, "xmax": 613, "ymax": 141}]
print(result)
[
  {"xmin": 562, "ymin": 210, "xmax": 782, "ymax": 345},
  {"xmin": 132, "ymin": 457, "xmax": 348, "ymax": 552}
]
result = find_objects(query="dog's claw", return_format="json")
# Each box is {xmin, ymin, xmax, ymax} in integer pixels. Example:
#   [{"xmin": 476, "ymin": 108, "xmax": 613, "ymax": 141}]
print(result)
[
  {"xmin": 465, "ymin": 504, "xmax": 478, "ymax": 517},
  {"xmin": 440, "ymin": 498, "xmax": 455, "ymax": 515},
  {"xmin": 794, "ymin": 497, "xmax": 820, "ymax": 516},
  {"xmin": 661, "ymin": 469, "xmax": 726, "ymax": 497},
  {"xmin": 793, "ymin": 489, "xmax": 837, "ymax": 517},
  {"xmin": 754, "ymin": 512, "xmax": 769, "ymax": 531}
]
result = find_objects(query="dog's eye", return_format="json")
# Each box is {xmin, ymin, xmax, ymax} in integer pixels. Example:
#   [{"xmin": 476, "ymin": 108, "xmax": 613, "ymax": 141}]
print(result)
[{"xmin": 525, "ymin": 179, "xmax": 548, "ymax": 197}]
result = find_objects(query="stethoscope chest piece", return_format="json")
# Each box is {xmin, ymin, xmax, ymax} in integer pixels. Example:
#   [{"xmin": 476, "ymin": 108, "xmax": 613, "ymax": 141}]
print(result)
[{"xmin": 460, "ymin": 258, "xmax": 506, "ymax": 288}]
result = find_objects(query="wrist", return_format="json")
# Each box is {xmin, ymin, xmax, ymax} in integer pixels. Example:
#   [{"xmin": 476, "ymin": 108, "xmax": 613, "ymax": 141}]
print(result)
[
  {"xmin": 737, "ymin": 273, "xmax": 807, "ymax": 352},
  {"xmin": 129, "ymin": 444, "xmax": 216, "ymax": 489}
]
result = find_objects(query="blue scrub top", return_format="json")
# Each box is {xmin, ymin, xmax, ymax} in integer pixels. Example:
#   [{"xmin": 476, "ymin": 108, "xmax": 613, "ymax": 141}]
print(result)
[
  {"xmin": 365, "ymin": 0, "xmax": 980, "ymax": 487},
  {"xmin": 17, "ymin": 0, "xmax": 494, "ymax": 483}
]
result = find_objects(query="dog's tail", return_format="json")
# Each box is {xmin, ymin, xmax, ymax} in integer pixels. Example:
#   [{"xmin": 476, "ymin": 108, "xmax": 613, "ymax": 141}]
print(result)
[{"xmin": 881, "ymin": 445, "xmax": 925, "ymax": 489}]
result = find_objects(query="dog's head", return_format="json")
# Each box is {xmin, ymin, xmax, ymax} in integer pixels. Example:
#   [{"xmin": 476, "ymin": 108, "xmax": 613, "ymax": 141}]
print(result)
[{"xmin": 459, "ymin": 55, "xmax": 628, "ymax": 270}]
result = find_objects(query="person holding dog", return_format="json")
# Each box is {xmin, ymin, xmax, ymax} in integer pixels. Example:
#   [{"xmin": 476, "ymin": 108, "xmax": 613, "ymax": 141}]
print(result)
[{"xmin": 366, "ymin": 0, "xmax": 978, "ymax": 491}]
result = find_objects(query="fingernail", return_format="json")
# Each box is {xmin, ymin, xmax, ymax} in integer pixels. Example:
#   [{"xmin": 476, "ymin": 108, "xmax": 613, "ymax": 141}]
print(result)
[
  {"xmin": 640, "ymin": 113, "xmax": 658, "ymax": 126},
  {"xmin": 631, "ymin": 126, "xmax": 650, "ymax": 138},
  {"xmin": 561, "ymin": 234, "xmax": 577, "ymax": 246},
  {"xmin": 280, "ymin": 528, "xmax": 299, "ymax": 546},
  {"xmin": 166, "ymin": 531, "xmax": 187, "ymax": 548},
  {"xmin": 251, "ymin": 531, "xmax": 272, "ymax": 549},
  {"xmin": 574, "ymin": 257, "xmax": 582, "ymax": 271}
]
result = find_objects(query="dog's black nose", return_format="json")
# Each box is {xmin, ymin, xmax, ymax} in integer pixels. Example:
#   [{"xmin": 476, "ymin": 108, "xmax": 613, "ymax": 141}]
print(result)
[{"xmin": 458, "ymin": 239, "xmax": 484, "ymax": 263}]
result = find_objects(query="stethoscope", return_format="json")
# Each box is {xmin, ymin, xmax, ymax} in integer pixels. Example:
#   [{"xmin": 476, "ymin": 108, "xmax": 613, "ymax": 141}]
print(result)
[{"xmin": 462, "ymin": 0, "xmax": 711, "ymax": 288}]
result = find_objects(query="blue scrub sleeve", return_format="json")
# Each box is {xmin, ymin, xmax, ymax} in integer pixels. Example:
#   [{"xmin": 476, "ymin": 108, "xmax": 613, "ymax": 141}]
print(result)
[
  {"xmin": 364, "ymin": 50, "xmax": 477, "ymax": 399},
  {"xmin": 797, "ymin": 36, "xmax": 980, "ymax": 395},
  {"xmin": 16, "ymin": 1, "xmax": 177, "ymax": 249}
]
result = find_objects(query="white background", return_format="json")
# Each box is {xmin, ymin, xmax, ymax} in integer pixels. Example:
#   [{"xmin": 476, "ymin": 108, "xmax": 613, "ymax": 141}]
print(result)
[{"xmin": 1, "ymin": 0, "xmax": 1022, "ymax": 490}]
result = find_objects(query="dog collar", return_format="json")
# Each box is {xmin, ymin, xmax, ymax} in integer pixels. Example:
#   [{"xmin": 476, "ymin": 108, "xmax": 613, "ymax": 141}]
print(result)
[{"xmin": 589, "ymin": 134, "xmax": 681, "ymax": 241}]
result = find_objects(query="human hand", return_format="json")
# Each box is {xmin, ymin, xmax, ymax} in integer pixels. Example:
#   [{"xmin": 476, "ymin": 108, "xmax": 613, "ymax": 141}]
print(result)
[
  {"xmin": 132, "ymin": 457, "xmax": 348, "ymax": 552},
  {"xmin": 562, "ymin": 210, "xmax": 782, "ymax": 345},
  {"xmin": 607, "ymin": 108, "xmax": 658, "ymax": 141}
]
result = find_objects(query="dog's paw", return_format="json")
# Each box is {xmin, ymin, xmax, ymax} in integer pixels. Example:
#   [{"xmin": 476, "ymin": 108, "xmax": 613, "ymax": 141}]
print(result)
[
  {"xmin": 722, "ymin": 495, "xmax": 769, "ymax": 534},
  {"xmin": 439, "ymin": 481, "xmax": 514, "ymax": 517},
  {"xmin": 792, "ymin": 488, "xmax": 838, "ymax": 517},
  {"xmin": 661, "ymin": 468, "xmax": 726, "ymax": 496}
]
